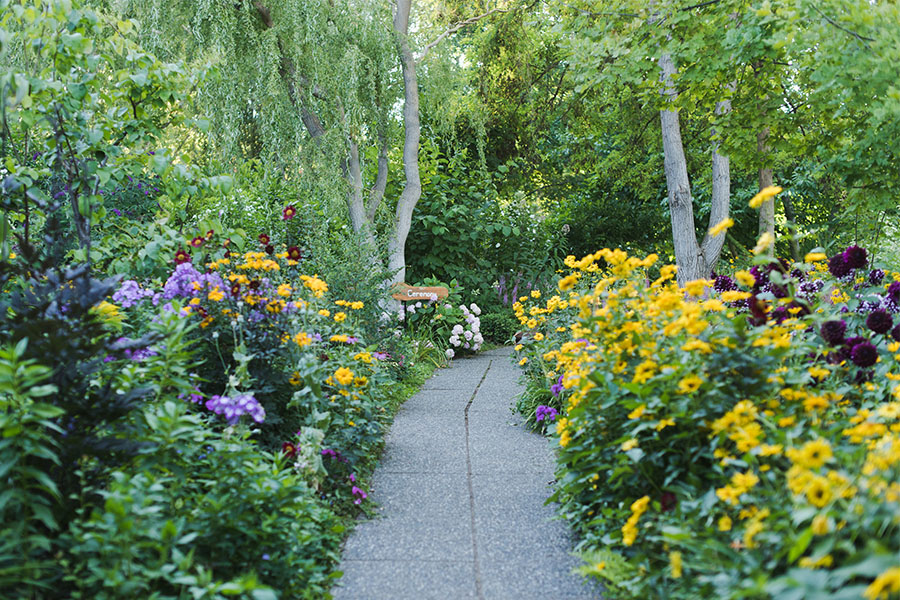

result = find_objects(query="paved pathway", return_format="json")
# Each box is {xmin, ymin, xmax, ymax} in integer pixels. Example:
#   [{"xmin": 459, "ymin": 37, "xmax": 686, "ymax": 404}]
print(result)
[{"xmin": 333, "ymin": 348, "xmax": 601, "ymax": 599}]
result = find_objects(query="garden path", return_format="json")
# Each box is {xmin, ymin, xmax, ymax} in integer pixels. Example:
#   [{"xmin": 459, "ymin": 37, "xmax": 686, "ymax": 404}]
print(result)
[{"xmin": 333, "ymin": 347, "xmax": 602, "ymax": 599}]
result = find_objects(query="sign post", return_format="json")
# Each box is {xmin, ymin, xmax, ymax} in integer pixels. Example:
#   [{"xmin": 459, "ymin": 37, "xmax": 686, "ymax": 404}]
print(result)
[{"xmin": 390, "ymin": 283, "xmax": 450, "ymax": 302}]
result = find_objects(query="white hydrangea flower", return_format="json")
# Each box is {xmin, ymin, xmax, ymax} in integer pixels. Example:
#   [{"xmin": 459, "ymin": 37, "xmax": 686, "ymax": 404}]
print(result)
[{"xmin": 445, "ymin": 348, "xmax": 455, "ymax": 359}]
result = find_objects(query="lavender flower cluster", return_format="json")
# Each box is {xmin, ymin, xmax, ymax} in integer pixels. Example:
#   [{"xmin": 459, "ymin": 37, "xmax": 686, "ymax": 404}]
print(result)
[
  {"xmin": 535, "ymin": 404, "xmax": 559, "ymax": 422},
  {"xmin": 205, "ymin": 393, "xmax": 266, "ymax": 425},
  {"xmin": 112, "ymin": 280, "xmax": 155, "ymax": 308},
  {"xmin": 158, "ymin": 263, "xmax": 225, "ymax": 303}
]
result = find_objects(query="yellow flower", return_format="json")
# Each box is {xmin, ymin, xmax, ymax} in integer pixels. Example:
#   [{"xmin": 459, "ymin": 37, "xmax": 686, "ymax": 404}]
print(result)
[
  {"xmin": 334, "ymin": 367, "xmax": 354, "ymax": 386},
  {"xmin": 594, "ymin": 561, "xmax": 606, "ymax": 572},
  {"xmin": 708, "ymin": 217, "xmax": 734, "ymax": 237},
  {"xmin": 334, "ymin": 311, "xmax": 347, "ymax": 323},
  {"xmin": 301, "ymin": 275, "xmax": 329, "ymax": 297},
  {"xmin": 804, "ymin": 252, "xmax": 827, "ymax": 262},
  {"xmin": 531, "ymin": 290, "xmax": 541, "ymax": 298},
  {"xmin": 669, "ymin": 551, "xmax": 683, "ymax": 579},
  {"xmin": 678, "ymin": 375, "xmax": 703, "ymax": 394},
  {"xmin": 353, "ymin": 352, "xmax": 373, "ymax": 364},
  {"xmin": 519, "ymin": 357, "xmax": 527, "ymax": 366},
  {"xmin": 749, "ymin": 185, "xmax": 783, "ymax": 209},
  {"xmin": 93, "ymin": 300, "xmax": 122, "ymax": 323},
  {"xmin": 752, "ymin": 232, "xmax": 775, "ymax": 255},
  {"xmin": 721, "ymin": 290, "xmax": 752, "ymax": 302},
  {"xmin": 289, "ymin": 371, "xmax": 302, "ymax": 386},
  {"xmin": 735, "ymin": 270, "xmax": 756, "ymax": 287},
  {"xmin": 277, "ymin": 283, "xmax": 292, "ymax": 297},
  {"xmin": 684, "ymin": 279, "xmax": 711, "ymax": 297},
  {"xmin": 621, "ymin": 438, "xmax": 639, "ymax": 451},
  {"xmin": 350, "ymin": 301, "xmax": 364, "ymax": 310},
  {"xmin": 318, "ymin": 309, "xmax": 330, "ymax": 317},
  {"xmin": 864, "ymin": 567, "xmax": 900, "ymax": 600},
  {"xmin": 526, "ymin": 318, "xmax": 538, "ymax": 329},
  {"xmin": 558, "ymin": 273, "xmax": 580, "ymax": 291},
  {"xmin": 655, "ymin": 418, "xmax": 675, "ymax": 431},
  {"xmin": 207, "ymin": 286, "xmax": 225, "ymax": 302},
  {"xmin": 805, "ymin": 475, "xmax": 833, "ymax": 507},
  {"xmin": 627, "ymin": 404, "xmax": 646, "ymax": 420},
  {"xmin": 534, "ymin": 332, "xmax": 545, "ymax": 341},
  {"xmin": 330, "ymin": 334, "xmax": 349, "ymax": 343},
  {"xmin": 718, "ymin": 515, "xmax": 732, "ymax": 531},
  {"xmin": 787, "ymin": 439, "xmax": 833, "ymax": 469},
  {"xmin": 515, "ymin": 344, "xmax": 524, "ymax": 351},
  {"xmin": 293, "ymin": 332, "xmax": 312, "ymax": 347},
  {"xmin": 811, "ymin": 514, "xmax": 830, "ymax": 535}
]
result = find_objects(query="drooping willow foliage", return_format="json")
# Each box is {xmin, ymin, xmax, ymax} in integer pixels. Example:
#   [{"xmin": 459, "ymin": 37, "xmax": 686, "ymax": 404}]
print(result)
[{"xmin": 114, "ymin": 0, "xmax": 400, "ymax": 220}]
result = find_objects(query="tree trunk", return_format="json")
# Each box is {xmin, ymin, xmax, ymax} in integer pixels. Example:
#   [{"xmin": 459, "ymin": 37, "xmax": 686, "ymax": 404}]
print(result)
[
  {"xmin": 781, "ymin": 191, "xmax": 801, "ymax": 261},
  {"xmin": 757, "ymin": 127, "xmax": 775, "ymax": 237},
  {"xmin": 659, "ymin": 53, "xmax": 703, "ymax": 284},
  {"xmin": 659, "ymin": 53, "xmax": 732, "ymax": 285},
  {"xmin": 700, "ymin": 97, "xmax": 731, "ymax": 273},
  {"xmin": 387, "ymin": 0, "xmax": 422, "ymax": 289}
]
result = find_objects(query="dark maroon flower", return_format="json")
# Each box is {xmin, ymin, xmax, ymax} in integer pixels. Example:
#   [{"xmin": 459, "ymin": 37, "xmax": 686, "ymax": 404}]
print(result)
[
  {"xmin": 888, "ymin": 281, "xmax": 900, "ymax": 303},
  {"xmin": 189, "ymin": 236, "xmax": 204, "ymax": 247},
  {"xmin": 249, "ymin": 280, "xmax": 260, "ymax": 291},
  {"xmin": 828, "ymin": 254, "xmax": 851, "ymax": 278},
  {"xmin": 714, "ymin": 275, "xmax": 736, "ymax": 292},
  {"xmin": 287, "ymin": 246, "xmax": 303, "ymax": 261},
  {"xmin": 866, "ymin": 310, "xmax": 894, "ymax": 334},
  {"xmin": 265, "ymin": 244, "xmax": 275, "ymax": 255},
  {"xmin": 205, "ymin": 229, "xmax": 215, "ymax": 240},
  {"xmin": 174, "ymin": 249, "xmax": 191, "ymax": 264},
  {"xmin": 891, "ymin": 324, "xmax": 900, "ymax": 342},
  {"xmin": 869, "ymin": 269, "xmax": 885, "ymax": 286},
  {"xmin": 850, "ymin": 341, "xmax": 877, "ymax": 368},
  {"xmin": 259, "ymin": 233, "xmax": 270, "ymax": 245},
  {"xmin": 660, "ymin": 492, "xmax": 677, "ymax": 512},
  {"xmin": 282, "ymin": 205, "xmax": 297, "ymax": 220},
  {"xmin": 230, "ymin": 283, "xmax": 241, "ymax": 297},
  {"xmin": 820, "ymin": 320, "xmax": 847, "ymax": 345},
  {"xmin": 772, "ymin": 306, "xmax": 789, "ymax": 323},
  {"xmin": 282, "ymin": 442, "xmax": 297, "ymax": 458},
  {"xmin": 749, "ymin": 295, "xmax": 768, "ymax": 326},
  {"xmin": 843, "ymin": 245, "xmax": 868, "ymax": 269}
]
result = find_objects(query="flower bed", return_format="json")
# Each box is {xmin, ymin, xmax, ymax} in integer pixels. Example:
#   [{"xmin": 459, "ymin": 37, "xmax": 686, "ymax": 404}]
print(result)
[{"xmin": 513, "ymin": 246, "xmax": 900, "ymax": 599}]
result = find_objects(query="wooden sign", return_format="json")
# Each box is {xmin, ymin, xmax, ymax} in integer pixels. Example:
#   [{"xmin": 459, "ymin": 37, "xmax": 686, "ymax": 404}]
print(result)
[{"xmin": 391, "ymin": 283, "xmax": 450, "ymax": 302}]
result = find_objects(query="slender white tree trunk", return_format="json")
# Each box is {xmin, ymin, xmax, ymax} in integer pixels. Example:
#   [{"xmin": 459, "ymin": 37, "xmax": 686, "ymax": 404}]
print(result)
[
  {"xmin": 659, "ymin": 53, "xmax": 703, "ymax": 284},
  {"xmin": 387, "ymin": 0, "xmax": 422, "ymax": 289},
  {"xmin": 659, "ymin": 53, "xmax": 732, "ymax": 285},
  {"xmin": 757, "ymin": 127, "xmax": 775, "ymax": 237}
]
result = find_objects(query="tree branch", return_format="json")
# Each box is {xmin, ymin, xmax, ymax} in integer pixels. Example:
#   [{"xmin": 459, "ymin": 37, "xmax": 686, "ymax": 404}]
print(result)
[
  {"xmin": 809, "ymin": 3, "xmax": 874, "ymax": 47},
  {"xmin": 417, "ymin": 5, "xmax": 519, "ymax": 63}
]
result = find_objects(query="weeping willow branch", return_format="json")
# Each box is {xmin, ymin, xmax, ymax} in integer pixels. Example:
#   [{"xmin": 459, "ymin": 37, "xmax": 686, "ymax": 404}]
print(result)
[{"xmin": 416, "ymin": 5, "xmax": 521, "ymax": 63}]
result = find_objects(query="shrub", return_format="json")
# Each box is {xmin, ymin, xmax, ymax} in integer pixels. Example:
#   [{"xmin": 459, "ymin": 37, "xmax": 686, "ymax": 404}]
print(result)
[{"xmin": 513, "ymin": 246, "xmax": 900, "ymax": 600}]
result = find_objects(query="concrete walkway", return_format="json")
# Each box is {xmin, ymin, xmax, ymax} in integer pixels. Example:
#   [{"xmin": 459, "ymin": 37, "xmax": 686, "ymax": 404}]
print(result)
[{"xmin": 333, "ymin": 348, "xmax": 601, "ymax": 600}]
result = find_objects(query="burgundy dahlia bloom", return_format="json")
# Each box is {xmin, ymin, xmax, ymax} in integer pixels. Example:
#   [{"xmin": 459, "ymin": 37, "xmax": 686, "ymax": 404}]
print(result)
[
  {"xmin": 258, "ymin": 233, "xmax": 270, "ymax": 245},
  {"xmin": 866, "ymin": 310, "xmax": 894, "ymax": 334},
  {"xmin": 843, "ymin": 245, "xmax": 868, "ymax": 269},
  {"xmin": 714, "ymin": 275, "xmax": 736, "ymax": 292},
  {"xmin": 892, "ymin": 324, "xmax": 900, "ymax": 342},
  {"xmin": 820, "ymin": 320, "xmax": 847, "ymax": 346},
  {"xmin": 287, "ymin": 245, "xmax": 303, "ymax": 261},
  {"xmin": 282, "ymin": 205, "xmax": 297, "ymax": 220},
  {"xmin": 828, "ymin": 254, "xmax": 851, "ymax": 278},
  {"xmin": 869, "ymin": 269, "xmax": 885, "ymax": 286},
  {"xmin": 174, "ymin": 249, "xmax": 191, "ymax": 264},
  {"xmin": 888, "ymin": 281, "xmax": 900, "ymax": 303},
  {"xmin": 850, "ymin": 341, "xmax": 878, "ymax": 368}
]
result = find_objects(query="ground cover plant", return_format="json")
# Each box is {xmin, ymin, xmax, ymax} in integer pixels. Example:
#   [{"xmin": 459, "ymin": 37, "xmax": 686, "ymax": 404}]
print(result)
[{"xmin": 513, "ymin": 203, "xmax": 900, "ymax": 598}]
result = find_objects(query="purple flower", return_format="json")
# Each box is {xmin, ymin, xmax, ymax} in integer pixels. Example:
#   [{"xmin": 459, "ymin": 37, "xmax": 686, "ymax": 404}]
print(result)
[
  {"xmin": 112, "ymin": 208, "xmax": 122, "ymax": 217},
  {"xmin": 887, "ymin": 282, "xmax": 900, "ymax": 304},
  {"xmin": 891, "ymin": 324, "xmax": 900, "ymax": 342},
  {"xmin": 866, "ymin": 310, "xmax": 894, "ymax": 334},
  {"xmin": 820, "ymin": 320, "xmax": 847, "ymax": 346},
  {"xmin": 535, "ymin": 405, "xmax": 558, "ymax": 423},
  {"xmin": 869, "ymin": 269, "xmax": 885, "ymax": 286},
  {"xmin": 850, "ymin": 341, "xmax": 878, "ymax": 368},
  {"xmin": 112, "ymin": 279, "xmax": 154, "ymax": 308},
  {"xmin": 550, "ymin": 374, "xmax": 564, "ymax": 397},
  {"xmin": 828, "ymin": 254, "xmax": 851, "ymax": 278},
  {"xmin": 843, "ymin": 245, "xmax": 868, "ymax": 269},
  {"xmin": 204, "ymin": 393, "xmax": 266, "ymax": 425},
  {"xmin": 713, "ymin": 275, "xmax": 736, "ymax": 292}
]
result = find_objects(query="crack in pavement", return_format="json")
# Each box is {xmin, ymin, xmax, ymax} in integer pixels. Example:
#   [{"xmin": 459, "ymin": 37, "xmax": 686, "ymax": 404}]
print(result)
[{"xmin": 464, "ymin": 360, "xmax": 492, "ymax": 600}]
